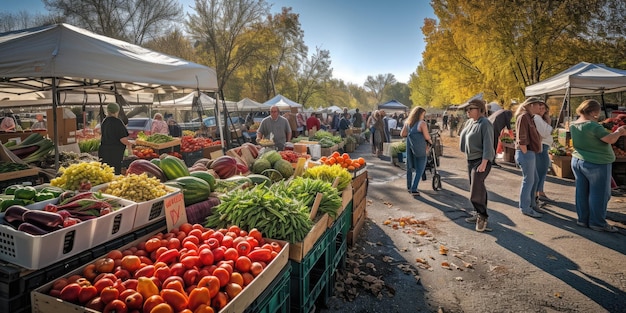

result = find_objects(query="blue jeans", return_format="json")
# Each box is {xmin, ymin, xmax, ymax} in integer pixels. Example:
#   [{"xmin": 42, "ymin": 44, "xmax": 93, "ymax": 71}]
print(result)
[
  {"xmin": 571, "ymin": 157, "xmax": 612, "ymax": 228},
  {"xmin": 536, "ymin": 144, "xmax": 550, "ymax": 193},
  {"xmin": 515, "ymin": 149, "xmax": 538, "ymax": 213},
  {"xmin": 407, "ymin": 154, "xmax": 427, "ymax": 192}
]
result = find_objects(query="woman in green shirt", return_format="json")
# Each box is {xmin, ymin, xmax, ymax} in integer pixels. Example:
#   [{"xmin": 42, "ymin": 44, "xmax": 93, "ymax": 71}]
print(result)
[{"xmin": 570, "ymin": 99, "xmax": 626, "ymax": 232}]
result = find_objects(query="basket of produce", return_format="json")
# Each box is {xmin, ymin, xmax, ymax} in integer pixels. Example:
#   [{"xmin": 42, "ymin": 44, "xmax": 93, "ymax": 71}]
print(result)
[
  {"xmin": 32, "ymin": 224, "xmax": 289, "ymax": 313},
  {"xmin": 93, "ymin": 159, "xmax": 182, "ymax": 230},
  {"xmin": 0, "ymin": 184, "xmax": 64, "ymax": 212},
  {"xmin": 0, "ymin": 191, "xmax": 136, "ymax": 269},
  {"xmin": 135, "ymin": 132, "xmax": 181, "ymax": 149}
]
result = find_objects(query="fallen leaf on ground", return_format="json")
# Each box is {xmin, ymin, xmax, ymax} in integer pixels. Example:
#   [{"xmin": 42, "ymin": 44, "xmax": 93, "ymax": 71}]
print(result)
[{"xmin": 439, "ymin": 245, "xmax": 449, "ymax": 255}]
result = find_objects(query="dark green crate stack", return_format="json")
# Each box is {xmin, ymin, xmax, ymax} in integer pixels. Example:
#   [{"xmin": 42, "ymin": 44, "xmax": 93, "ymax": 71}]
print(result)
[
  {"xmin": 289, "ymin": 200, "xmax": 352, "ymax": 313},
  {"xmin": 245, "ymin": 262, "xmax": 291, "ymax": 313},
  {"xmin": 0, "ymin": 220, "xmax": 166, "ymax": 313}
]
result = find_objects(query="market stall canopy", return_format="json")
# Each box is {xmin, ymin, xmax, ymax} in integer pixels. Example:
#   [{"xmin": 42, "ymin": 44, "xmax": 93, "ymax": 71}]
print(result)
[
  {"xmin": 525, "ymin": 62, "xmax": 626, "ymax": 97},
  {"xmin": 0, "ymin": 23, "xmax": 219, "ymax": 100},
  {"xmin": 1, "ymin": 91, "xmax": 154, "ymax": 108},
  {"xmin": 263, "ymin": 94, "xmax": 302, "ymax": 110},
  {"xmin": 153, "ymin": 91, "xmax": 236, "ymax": 111},
  {"xmin": 377, "ymin": 99, "xmax": 408, "ymax": 112},
  {"xmin": 323, "ymin": 105, "xmax": 343, "ymax": 113},
  {"xmin": 237, "ymin": 98, "xmax": 266, "ymax": 111}
]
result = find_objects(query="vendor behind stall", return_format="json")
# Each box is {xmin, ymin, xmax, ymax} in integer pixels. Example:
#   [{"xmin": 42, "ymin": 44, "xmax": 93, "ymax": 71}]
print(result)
[{"xmin": 31, "ymin": 114, "xmax": 47, "ymax": 130}]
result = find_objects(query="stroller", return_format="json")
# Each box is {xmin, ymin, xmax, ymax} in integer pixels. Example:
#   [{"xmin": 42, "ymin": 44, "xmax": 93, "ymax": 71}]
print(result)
[{"xmin": 424, "ymin": 131, "xmax": 442, "ymax": 190}]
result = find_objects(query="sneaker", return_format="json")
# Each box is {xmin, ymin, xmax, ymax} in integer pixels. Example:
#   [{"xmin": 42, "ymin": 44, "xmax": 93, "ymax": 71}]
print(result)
[
  {"xmin": 476, "ymin": 216, "xmax": 488, "ymax": 232},
  {"xmin": 576, "ymin": 221, "xmax": 588, "ymax": 228},
  {"xmin": 465, "ymin": 215, "xmax": 477, "ymax": 223},
  {"xmin": 522, "ymin": 210, "xmax": 543, "ymax": 218},
  {"xmin": 589, "ymin": 224, "xmax": 619, "ymax": 232}
]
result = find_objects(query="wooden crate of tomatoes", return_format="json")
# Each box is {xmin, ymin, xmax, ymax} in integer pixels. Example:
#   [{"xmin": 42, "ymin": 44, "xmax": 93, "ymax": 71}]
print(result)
[
  {"xmin": 132, "ymin": 146, "xmax": 159, "ymax": 159},
  {"xmin": 181, "ymin": 136, "xmax": 219, "ymax": 153}
]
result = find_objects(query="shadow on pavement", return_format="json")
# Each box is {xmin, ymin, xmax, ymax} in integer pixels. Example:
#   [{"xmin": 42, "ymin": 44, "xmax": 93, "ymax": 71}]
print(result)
[{"xmin": 418, "ymin": 188, "xmax": 626, "ymax": 312}]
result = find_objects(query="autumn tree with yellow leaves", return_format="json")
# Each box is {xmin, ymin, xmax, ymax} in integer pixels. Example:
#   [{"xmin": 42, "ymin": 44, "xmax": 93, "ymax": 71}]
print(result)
[{"xmin": 411, "ymin": 0, "xmax": 626, "ymax": 109}]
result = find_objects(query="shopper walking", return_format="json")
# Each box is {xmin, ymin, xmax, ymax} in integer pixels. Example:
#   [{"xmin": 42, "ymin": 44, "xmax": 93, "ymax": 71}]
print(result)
[
  {"xmin": 401, "ymin": 106, "xmax": 432, "ymax": 196},
  {"xmin": 514, "ymin": 97, "xmax": 544, "ymax": 218},
  {"xmin": 570, "ymin": 99, "xmax": 626, "ymax": 232},
  {"xmin": 533, "ymin": 104, "xmax": 554, "ymax": 202},
  {"xmin": 459, "ymin": 99, "xmax": 495, "ymax": 232}
]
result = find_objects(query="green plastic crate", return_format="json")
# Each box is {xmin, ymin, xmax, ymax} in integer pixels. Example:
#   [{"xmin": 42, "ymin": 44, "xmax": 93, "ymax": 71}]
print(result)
[{"xmin": 244, "ymin": 263, "xmax": 291, "ymax": 313}]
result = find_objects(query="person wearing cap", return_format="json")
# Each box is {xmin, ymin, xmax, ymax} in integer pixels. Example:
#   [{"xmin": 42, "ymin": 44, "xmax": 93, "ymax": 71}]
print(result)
[
  {"xmin": 98, "ymin": 103, "xmax": 132, "ymax": 175},
  {"xmin": 459, "ymin": 99, "xmax": 494, "ymax": 232},
  {"xmin": 488, "ymin": 107, "xmax": 513, "ymax": 167},
  {"xmin": 570, "ymin": 99, "xmax": 626, "ymax": 232},
  {"xmin": 514, "ymin": 97, "xmax": 544, "ymax": 218},
  {"xmin": 533, "ymin": 103, "xmax": 554, "ymax": 202}
]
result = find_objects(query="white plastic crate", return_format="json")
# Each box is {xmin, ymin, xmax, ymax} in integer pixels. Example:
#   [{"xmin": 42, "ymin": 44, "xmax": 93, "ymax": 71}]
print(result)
[
  {"xmin": 90, "ymin": 196, "xmax": 138, "ymax": 247},
  {"xmin": 132, "ymin": 186, "xmax": 180, "ymax": 230},
  {"xmin": 0, "ymin": 215, "xmax": 94, "ymax": 270},
  {"xmin": 92, "ymin": 183, "xmax": 180, "ymax": 230}
]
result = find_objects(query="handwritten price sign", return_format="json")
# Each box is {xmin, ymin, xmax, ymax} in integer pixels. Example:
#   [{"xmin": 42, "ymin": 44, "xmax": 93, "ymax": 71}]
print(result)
[{"xmin": 164, "ymin": 192, "xmax": 187, "ymax": 231}]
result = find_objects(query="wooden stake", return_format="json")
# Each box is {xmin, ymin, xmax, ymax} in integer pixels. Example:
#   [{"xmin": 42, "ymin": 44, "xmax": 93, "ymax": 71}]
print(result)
[{"xmin": 309, "ymin": 193, "xmax": 324, "ymax": 220}]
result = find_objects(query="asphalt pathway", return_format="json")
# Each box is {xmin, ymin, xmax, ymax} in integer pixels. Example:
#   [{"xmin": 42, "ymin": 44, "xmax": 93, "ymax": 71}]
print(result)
[{"xmin": 320, "ymin": 135, "xmax": 626, "ymax": 313}]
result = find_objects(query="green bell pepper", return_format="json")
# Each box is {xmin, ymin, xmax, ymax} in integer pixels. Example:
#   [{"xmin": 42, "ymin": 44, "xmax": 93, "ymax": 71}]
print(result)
[
  {"xmin": 14, "ymin": 186, "xmax": 37, "ymax": 200},
  {"xmin": 35, "ymin": 192, "xmax": 56, "ymax": 202}
]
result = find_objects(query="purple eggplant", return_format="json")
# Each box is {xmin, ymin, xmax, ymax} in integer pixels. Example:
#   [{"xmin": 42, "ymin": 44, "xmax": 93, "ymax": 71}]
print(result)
[
  {"xmin": 22, "ymin": 210, "xmax": 64, "ymax": 230},
  {"xmin": 3, "ymin": 205, "xmax": 29, "ymax": 225},
  {"xmin": 18, "ymin": 222, "xmax": 50, "ymax": 235}
]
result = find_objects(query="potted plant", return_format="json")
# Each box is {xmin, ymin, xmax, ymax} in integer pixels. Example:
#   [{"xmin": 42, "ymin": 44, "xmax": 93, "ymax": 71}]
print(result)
[
  {"xmin": 344, "ymin": 135, "xmax": 357, "ymax": 152},
  {"xmin": 548, "ymin": 144, "xmax": 573, "ymax": 178},
  {"xmin": 500, "ymin": 133, "xmax": 515, "ymax": 163},
  {"xmin": 389, "ymin": 141, "xmax": 407, "ymax": 163}
]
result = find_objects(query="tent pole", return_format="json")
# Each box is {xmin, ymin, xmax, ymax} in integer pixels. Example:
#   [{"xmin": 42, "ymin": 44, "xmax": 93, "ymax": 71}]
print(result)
[
  {"xmin": 52, "ymin": 78, "xmax": 60, "ymax": 171},
  {"xmin": 601, "ymin": 92, "xmax": 608, "ymax": 118}
]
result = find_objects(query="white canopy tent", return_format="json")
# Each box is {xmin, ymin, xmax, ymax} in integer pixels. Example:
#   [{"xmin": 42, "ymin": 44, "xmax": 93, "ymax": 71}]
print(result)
[
  {"xmin": 263, "ymin": 94, "xmax": 303, "ymax": 111},
  {"xmin": 154, "ymin": 92, "xmax": 237, "ymax": 111},
  {"xmin": 323, "ymin": 105, "xmax": 343, "ymax": 113},
  {"xmin": 237, "ymin": 98, "xmax": 266, "ymax": 112},
  {"xmin": 0, "ymin": 23, "xmax": 220, "ymax": 165},
  {"xmin": 525, "ymin": 62, "xmax": 626, "ymax": 125}
]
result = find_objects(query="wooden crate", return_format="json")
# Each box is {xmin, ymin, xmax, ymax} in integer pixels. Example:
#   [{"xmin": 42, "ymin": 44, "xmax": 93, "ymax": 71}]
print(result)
[
  {"xmin": 289, "ymin": 214, "xmax": 329, "ymax": 262},
  {"xmin": 550, "ymin": 154, "xmax": 574, "ymax": 179},
  {"xmin": 135, "ymin": 138, "xmax": 181, "ymax": 150},
  {"xmin": 348, "ymin": 209, "xmax": 366, "ymax": 246},
  {"xmin": 351, "ymin": 194, "xmax": 367, "ymax": 226}
]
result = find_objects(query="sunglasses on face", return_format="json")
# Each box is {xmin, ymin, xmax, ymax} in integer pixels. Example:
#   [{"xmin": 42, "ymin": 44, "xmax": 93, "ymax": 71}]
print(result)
[{"xmin": 465, "ymin": 107, "xmax": 478, "ymax": 112}]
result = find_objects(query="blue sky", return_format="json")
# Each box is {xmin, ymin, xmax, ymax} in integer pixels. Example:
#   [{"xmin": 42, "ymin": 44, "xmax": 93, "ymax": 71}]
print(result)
[{"xmin": 3, "ymin": 0, "xmax": 434, "ymax": 85}]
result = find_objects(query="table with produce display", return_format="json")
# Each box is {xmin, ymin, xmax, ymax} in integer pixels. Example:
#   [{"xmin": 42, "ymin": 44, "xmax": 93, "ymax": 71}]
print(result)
[{"xmin": 0, "ymin": 140, "xmax": 367, "ymax": 313}]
